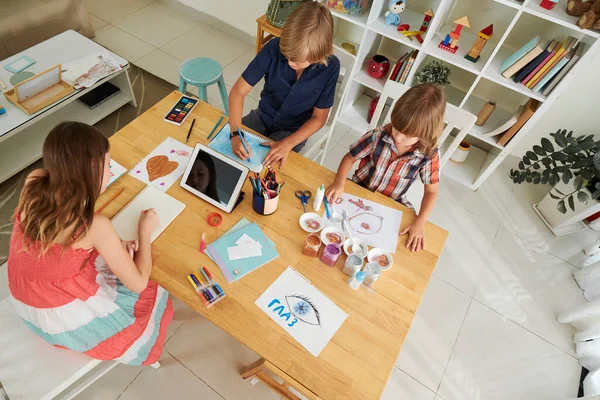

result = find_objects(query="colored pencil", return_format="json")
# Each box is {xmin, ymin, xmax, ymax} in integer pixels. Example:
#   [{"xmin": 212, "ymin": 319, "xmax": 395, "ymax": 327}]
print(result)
[
  {"xmin": 185, "ymin": 118, "xmax": 196, "ymax": 143},
  {"xmin": 207, "ymin": 115, "xmax": 224, "ymax": 140},
  {"xmin": 97, "ymin": 187, "xmax": 124, "ymax": 212},
  {"xmin": 276, "ymin": 180, "xmax": 286, "ymax": 195},
  {"xmin": 239, "ymin": 128, "xmax": 252, "ymax": 162}
]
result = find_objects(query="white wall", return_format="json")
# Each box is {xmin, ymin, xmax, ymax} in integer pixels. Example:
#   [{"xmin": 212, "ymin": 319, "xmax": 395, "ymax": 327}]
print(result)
[
  {"xmin": 511, "ymin": 50, "xmax": 600, "ymax": 157},
  {"xmin": 178, "ymin": 0, "xmax": 269, "ymax": 38}
]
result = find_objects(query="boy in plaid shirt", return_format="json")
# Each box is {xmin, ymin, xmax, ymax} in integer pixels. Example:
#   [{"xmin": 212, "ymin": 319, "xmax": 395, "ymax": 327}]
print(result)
[{"xmin": 326, "ymin": 84, "xmax": 445, "ymax": 252}]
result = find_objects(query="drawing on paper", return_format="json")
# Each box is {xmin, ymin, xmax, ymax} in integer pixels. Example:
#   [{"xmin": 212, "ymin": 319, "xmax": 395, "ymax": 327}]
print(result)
[
  {"xmin": 286, "ymin": 295, "xmax": 321, "ymax": 326},
  {"xmin": 208, "ymin": 122, "xmax": 270, "ymax": 173},
  {"xmin": 129, "ymin": 137, "xmax": 193, "ymax": 191},
  {"xmin": 322, "ymin": 193, "xmax": 402, "ymax": 253}
]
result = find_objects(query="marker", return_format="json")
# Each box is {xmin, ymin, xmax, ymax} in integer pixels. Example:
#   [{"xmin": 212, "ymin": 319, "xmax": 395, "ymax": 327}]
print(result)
[
  {"xmin": 200, "ymin": 232, "xmax": 206, "ymax": 252},
  {"xmin": 187, "ymin": 274, "xmax": 209, "ymax": 305},
  {"xmin": 193, "ymin": 272, "xmax": 214, "ymax": 301},
  {"xmin": 190, "ymin": 273, "xmax": 212, "ymax": 302},
  {"xmin": 324, "ymin": 197, "xmax": 331, "ymax": 219},
  {"xmin": 238, "ymin": 128, "xmax": 251, "ymax": 162},
  {"xmin": 202, "ymin": 267, "xmax": 225, "ymax": 297}
]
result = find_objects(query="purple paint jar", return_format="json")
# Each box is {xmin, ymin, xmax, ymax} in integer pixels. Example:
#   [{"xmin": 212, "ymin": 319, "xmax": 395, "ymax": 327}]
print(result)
[{"xmin": 320, "ymin": 244, "xmax": 341, "ymax": 267}]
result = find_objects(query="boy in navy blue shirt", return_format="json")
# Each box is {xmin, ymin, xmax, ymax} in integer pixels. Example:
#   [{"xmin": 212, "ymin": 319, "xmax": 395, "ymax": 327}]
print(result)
[{"xmin": 228, "ymin": 2, "xmax": 340, "ymax": 168}]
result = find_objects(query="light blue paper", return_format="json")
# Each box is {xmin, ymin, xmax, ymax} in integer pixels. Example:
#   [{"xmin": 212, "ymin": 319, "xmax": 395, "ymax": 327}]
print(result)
[{"xmin": 208, "ymin": 122, "xmax": 269, "ymax": 173}]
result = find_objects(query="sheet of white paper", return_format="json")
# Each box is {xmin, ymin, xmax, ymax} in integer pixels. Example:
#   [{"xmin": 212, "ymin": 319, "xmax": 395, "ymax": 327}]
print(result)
[
  {"xmin": 108, "ymin": 159, "xmax": 127, "ymax": 186},
  {"xmin": 129, "ymin": 137, "xmax": 193, "ymax": 191},
  {"xmin": 322, "ymin": 193, "xmax": 402, "ymax": 253},
  {"xmin": 236, "ymin": 233, "xmax": 262, "ymax": 248},
  {"xmin": 227, "ymin": 242, "xmax": 263, "ymax": 260},
  {"xmin": 255, "ymin": 267, "xmax": 348, "ymax": 357},
  {"xmin": 61, "ymin": 52, "xmax": 122, "ymax": 89}
]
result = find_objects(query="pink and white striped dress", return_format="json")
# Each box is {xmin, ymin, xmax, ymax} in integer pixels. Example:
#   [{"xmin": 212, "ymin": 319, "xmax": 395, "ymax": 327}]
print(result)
[{"xmin": 7, "ymin": 214, "xmax": 173, "ymax": 365}]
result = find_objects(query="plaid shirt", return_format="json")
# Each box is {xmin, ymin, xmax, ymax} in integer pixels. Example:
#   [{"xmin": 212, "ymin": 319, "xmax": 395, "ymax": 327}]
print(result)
[{"xmin": 349, "ymin": 126, "xmax": 440, "ymax": 208}]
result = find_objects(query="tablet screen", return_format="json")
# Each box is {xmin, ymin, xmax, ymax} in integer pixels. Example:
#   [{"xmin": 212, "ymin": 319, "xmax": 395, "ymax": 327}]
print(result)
[{"xmin": 183, "ymin": 148, "xmax": 242, "ymax": 206}]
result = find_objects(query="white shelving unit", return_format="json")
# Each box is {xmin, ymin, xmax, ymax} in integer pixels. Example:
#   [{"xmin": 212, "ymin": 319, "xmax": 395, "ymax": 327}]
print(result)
[{"xmin": 317, "ymin": 0, "xmax": 600, "ymax": 190}]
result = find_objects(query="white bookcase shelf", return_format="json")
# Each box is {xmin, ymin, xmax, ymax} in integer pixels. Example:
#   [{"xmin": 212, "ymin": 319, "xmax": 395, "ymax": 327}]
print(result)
[{"xmin": 317, "ymin": 0, "xmax": 600, "ymax": 190}]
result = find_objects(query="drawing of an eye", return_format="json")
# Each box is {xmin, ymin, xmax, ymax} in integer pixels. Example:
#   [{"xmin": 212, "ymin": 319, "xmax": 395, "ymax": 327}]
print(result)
[{"xmin": 285, "ymin": 295, "xmax": 321, "ymax": 327}]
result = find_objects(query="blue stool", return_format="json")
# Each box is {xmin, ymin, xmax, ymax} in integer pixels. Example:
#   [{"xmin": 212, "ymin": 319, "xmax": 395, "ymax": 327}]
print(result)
[{"xmin": 178, "ymin": 57, "xmax": 229, "ymax": 115}]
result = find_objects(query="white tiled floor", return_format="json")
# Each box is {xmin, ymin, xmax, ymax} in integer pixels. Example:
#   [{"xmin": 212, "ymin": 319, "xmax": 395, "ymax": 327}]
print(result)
[{"xmin": 75, "ymin": 2, "xmax": 597, "ymax": 399}]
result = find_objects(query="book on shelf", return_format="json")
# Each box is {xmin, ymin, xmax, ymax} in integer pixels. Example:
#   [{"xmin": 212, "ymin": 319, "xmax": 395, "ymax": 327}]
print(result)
[
  {"xmin": 389, "ymin": 52, "xmax": 409, "ymax": 81},
  {"xmin": 502, "ymin": 37, "xmax": 549, "ymax": 79},
  {"xmin": 497, "ymin": 99, "xmax": 540, "ymax": 146},
  {"xmin": 500, "ymin": 35, "xmax": 543, "ymax": 75},
  {"xmin": 528, "ymin": 36, "xmax": 577, "ymax": 89},
  {"xmin": 482, "ymin": 105, "xmax": 523, "ymax": 137},
  {"xmin": 396, "ymin": 54, "xmax": 410, "ymax": 82},
  {"xmin": 519, "ymin": 40, "xmax": 557, "ymax": 84},
  {"xmin": 526, "ymin": 37, "xmax": 570, "ymax": 88},
  {"xmin": 542, "ymin": 42, "xmax": 584, "ymax": 96},
  {"xmin": 534, "ymin": 47, "xmax": 575, "ymax": 93},
  {"xmin": 399, "ymin": 51, "xmax": 418, "ymax": 84},
  {"xmin": 513, "ymin": 40, "xmax": 554, "ymax": 83}
]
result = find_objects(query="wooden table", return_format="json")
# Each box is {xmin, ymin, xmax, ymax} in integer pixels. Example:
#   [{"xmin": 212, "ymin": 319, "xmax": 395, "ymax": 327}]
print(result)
[
  {"xmin": 256, "ymin": 15, "xmax": 283, "ymax": 54},
  {"xmin": 100, "ymin": 91, "xmax": 448, "ymax": 400}
]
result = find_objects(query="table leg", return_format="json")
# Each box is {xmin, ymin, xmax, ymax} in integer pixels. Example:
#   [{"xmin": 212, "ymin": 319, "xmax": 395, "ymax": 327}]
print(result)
[{"xmin": 241, "ymin": 358, "xmax": 321, "ymax": 400}]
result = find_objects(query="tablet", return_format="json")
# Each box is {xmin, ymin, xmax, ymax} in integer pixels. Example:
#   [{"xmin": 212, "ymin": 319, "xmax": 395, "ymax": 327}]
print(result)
[{"xmin": 180, "ymin": 144, "xmax": 249, "ymax": 213}]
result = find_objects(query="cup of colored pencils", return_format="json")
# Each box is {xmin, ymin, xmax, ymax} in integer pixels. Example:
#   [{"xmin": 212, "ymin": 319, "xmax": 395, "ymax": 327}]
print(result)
[{"xmin": 249, "ymin": 167, "xmax": 283, "ymax": 216}]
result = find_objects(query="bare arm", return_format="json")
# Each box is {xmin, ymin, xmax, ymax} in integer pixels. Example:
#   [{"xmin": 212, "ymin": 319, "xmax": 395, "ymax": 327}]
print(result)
[
  {"xmin": 325, "ymin": 152, "xmax": 357, "ymax": 203},
  {"xmin": 400, "ymin": 183, "xmax": 439, "ymax": 252},
  {"xmin": 229, "ymin": 77, "xmax": 254, "ymax": 160},
  {"xmin": 262, "ymin": 107, "xmax": 330, "ymax": 168},
  {"xmin": 91, "ymin": 210, "xmax": 158, "ymax": 293}
]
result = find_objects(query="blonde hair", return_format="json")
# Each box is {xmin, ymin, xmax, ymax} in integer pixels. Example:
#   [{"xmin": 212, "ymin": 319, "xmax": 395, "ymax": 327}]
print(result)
[
  {"xmin": 390, "ymin": 84, "xmax": 446, "ymax": 156},
  {"xmin": 280, "ymin": 2, "xmax": 334, "ymax": 65}
]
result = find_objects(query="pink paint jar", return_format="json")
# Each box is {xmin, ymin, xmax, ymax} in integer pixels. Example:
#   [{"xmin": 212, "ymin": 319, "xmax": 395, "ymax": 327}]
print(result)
[{"xmin": 320, "ymin": 244, "xmax": 341, "ymax": 267}]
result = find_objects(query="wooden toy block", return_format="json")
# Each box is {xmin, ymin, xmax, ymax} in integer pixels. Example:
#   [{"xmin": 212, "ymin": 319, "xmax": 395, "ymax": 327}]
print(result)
[
  {"xmin": 438, "ymin": 42, "xmax": 458, "ymax": 54},
  {"xmin": 416, "ymin": 34, "xmax": 424, "ymax": 43},
  {"xmin": 442, "ymin": 34, "xmax": 451, "ymax": 46},
  {"xmin": 397, "ymin": 24, "xmax": 411, "ymax": 31},
  {"xmin": 420, "ymin": 9, "xmax": 434, "ymax": 32},
  {"xmin": 539, "ymin": 0, "xmax": 559, "ymax": 9},
  {"xmin": 402, "ymin": 30, "xmax": 425, "ymax": 36},
  {"xmin": 465, "ymin": 24, "xmax": 493, "ymax": 63}
]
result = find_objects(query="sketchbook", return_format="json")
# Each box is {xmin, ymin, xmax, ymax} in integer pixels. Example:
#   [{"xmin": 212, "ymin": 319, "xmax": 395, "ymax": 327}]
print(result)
[
  {"xmin": 208, "ymin": 122, "xmax": 269, "ymax": 173},
  {"xmin": 111, "ymin": 185, "xmax": 185, "ymax": 242},
  {"xmin": 108, "ymin": 159, "xmax": 127, "ymax": 186},
  {"xmin": 255, "ymin": 267, "xmax": 348, "ymax": 357}
]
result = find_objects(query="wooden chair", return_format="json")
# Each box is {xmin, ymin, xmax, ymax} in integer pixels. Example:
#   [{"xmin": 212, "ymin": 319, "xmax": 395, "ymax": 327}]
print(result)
[
  {"xmin": 256, "ymin": 15, "xmax": 283, "ymax": 54},
  {"xmin": 242, "ymin": 358, "xmax": 321, "ymax": 400}
]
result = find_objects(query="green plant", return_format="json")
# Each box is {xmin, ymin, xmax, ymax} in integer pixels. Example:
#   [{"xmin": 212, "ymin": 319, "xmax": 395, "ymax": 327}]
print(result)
[
  {"xmin": 415, "ymin": 60, "xmax": 451, "ymax": 86},
  {"xmin": 509, "ymin": 129, "xmax": 600, "ymax": 214}
]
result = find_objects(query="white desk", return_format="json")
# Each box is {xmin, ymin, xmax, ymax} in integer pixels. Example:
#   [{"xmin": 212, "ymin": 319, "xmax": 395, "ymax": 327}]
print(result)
[{"xmin": 0, "ymin": 30, "xmax": 136, "ymax": 184}]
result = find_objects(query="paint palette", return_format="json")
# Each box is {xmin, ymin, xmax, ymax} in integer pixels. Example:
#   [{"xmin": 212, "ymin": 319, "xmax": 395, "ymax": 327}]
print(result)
[{"xmin": 163, "ymin": 95, "xmax": 198, "ymax": 125}]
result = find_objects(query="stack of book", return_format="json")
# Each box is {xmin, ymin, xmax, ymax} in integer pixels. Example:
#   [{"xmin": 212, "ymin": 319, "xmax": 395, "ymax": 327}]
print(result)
[
  {"xmin": 388, "ymin": 50, "xmax": 419, "ymax": 84},
  {"xmin": 500, "ymin": 35, "xmax": 584, "ymax": 96}
]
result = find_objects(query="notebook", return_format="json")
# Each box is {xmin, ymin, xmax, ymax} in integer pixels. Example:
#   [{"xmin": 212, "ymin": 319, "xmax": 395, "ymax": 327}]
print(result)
[
  {"xmin": 111, "ymin": 185, "xmax": 186, "ymax": 242},
  {"xmin": 206, "ymin": 222, "xmax": 279, "ymax": 282},
  {"xmin": 208, "ymin": 122, "xmax": 269, "ymax": 173},
  {"xmin": 514, "ymin": 40, "xmax": 554, "ymax": 83},
  {"xmin": 502, "ymin": 37, "xmax": 549, "ymax": 79},
  {"xmin": 528, "ymin": 36, "xmax": 577, "ymax": 88},
  {"xmin": 108, "ymin": 159, "xmax": 127, "ymax": 187},
  {"xmin": 500, "ymin": 35, "xmax": 542, "ymax": 74},
  {"xmin": 255, "ymin": 267, "xmax": 348, "ymax": 357},
  {"xmin": 542, "ymin": 42, "xmax": 584, "ymax": 96},
  {"xmin": 533, "ymin": 49, "xmax": 573, "ymax": 93}
]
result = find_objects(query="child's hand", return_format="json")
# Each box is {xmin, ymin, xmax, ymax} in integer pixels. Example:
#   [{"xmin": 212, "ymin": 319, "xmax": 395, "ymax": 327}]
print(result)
[
  {"xmin": 231, "ymin": 136, "xmax": 251, "ymax": 160},
  {"xmin": 261, "ymin": 140, "xmax": 292, "ymax": 169},
  {"xmin": 325, "ymin": 180, "xmax": 345, "ymax": 203},
  {"xmin": 138, "ymin": 208, "xmax": 160, "ymax": 238},
  {"xmin": 400, "ymin": 220, "xmax": 426, "ymax": 252},
  {"xmin": 121, "ymin": 240, "xmax": 139, "ymax": 258}
]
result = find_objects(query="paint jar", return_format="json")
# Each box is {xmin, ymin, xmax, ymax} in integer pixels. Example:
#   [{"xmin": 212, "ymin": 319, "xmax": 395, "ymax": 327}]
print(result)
[
  {"xmin": 343, "ymin": 255, "xmax": 363, "ymax": 277},
  {"xmin": 349, "ymin": 271, "xmax": 366, "ymax": 290},
  {"xmin": 363, "ymin": 262, "xmax": 382, "ymax": 286},
  {"xmin": 303, "ymin": 233, "xmax": 322, "ymax": 257},
  {"xmin": 320, "ymin": 244, "xmax": 342, "ymax": 267}
]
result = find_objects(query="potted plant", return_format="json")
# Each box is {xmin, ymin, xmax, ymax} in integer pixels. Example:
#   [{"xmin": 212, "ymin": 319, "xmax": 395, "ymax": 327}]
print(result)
[
  {"xmin": 414, "ymin": 60, "xmax": 451, "ymax": 86},
  {"xmin": 509, "ymin": 129, "xmax": 600, "ymax": 232}
]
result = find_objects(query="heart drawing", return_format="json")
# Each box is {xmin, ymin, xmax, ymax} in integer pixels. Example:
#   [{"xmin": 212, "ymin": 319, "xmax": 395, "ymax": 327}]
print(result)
[{"xmin": 146, "ymin": 155, "xmax": 178, "ymax": 182}]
